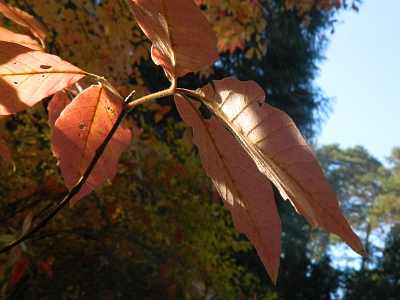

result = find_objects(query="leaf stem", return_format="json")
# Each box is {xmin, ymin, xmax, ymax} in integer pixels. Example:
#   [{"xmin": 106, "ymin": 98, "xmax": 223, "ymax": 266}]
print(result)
[
  {"xmin": 0, "ymin": 108, "xmax": 127, "ymax": 255},
  {"xmin": 124, "ymin": 84, "xmax": 176, "ymax": 111}
]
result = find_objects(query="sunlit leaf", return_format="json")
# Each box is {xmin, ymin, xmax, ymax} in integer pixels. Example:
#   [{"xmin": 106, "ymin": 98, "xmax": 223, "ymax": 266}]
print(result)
[
  {"xmin": 175, "ymin": 95, "xmax": 281, "ymax": 283},
  {"xmin": 198, "ymin": 78, "xmax": 367, "ymax": 257},
  {"xmin": 0, "ymin": 27, "xmax": 43, "ymax": 51},
  {"xmin": 0, "ymin": 42, "xmax": 84, "ymax": 115},
  {"xmin": 48, "ymin": 90, "xmax": 71, "ymax": 129},
  {"xmin": 126, "ymin": 0, "xmax": 218, "ymax": 81},
  {"xmin": 52, "ymin": 84, "xmax": 131, "ymax": 206},
  {"xmin": 0, "ymin": 1, "xmax": 46, "ymax": 42}
]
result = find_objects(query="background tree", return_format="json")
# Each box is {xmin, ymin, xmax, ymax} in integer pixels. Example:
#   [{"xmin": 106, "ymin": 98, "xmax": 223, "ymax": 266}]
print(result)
[
  {"xmin": 344, "ymin": 224, "xmax": 400, "ymax": 300},
  {"xmin": 343, "ymin": 148, "xmax": 400, "ymax": 299},
  {"xmin": 315, "ymin": 144, "xmax": 389, "ymax": 268},
  {"xmin": 371, "ymin": 148, "xmax": 400, "ymax": 225}
]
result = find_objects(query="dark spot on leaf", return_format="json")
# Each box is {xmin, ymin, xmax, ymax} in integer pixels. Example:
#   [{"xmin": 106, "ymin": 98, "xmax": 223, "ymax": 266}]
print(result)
[
  {"xmin": 42, "ymin": 75, "xmax": 45, "ymax": 78},
  {"xmin": 13, "ymin": 81, "xmax": 18, "ymax": 85},
  {"xmin": 79, "ymin": 124, "xmax": 85, "ymax": 130},
  {"xmin": 40, "ymin": 65, "xmax": 52, "ymax": 69},
  {"xmin": 257, "ymin": 100, "xmax": 263, "ymax": 107}
]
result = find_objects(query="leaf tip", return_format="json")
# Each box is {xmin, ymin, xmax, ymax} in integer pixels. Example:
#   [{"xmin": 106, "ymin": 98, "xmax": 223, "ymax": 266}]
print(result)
[
  {"xmin": 270, "ymin": 273, "xmax": 278, "ymax": 285},
  {"xmin": 359, "ymin": 247, "xmax": 368, "ymax": 258}
]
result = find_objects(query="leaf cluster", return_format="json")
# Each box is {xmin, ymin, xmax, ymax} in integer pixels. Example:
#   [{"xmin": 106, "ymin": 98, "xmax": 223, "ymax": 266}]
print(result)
[{"xmin": 0, "ymin": 0, "xmax": 366, "ymax": 291}]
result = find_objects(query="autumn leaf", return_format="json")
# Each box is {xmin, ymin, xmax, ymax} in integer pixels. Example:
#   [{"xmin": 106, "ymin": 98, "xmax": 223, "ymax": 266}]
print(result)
[
  {"xmin": 198, "ymin": 78, "xmax": 367, "ymax": 257},
  {"xmin": 10, "ymin": 257, "xmax": 29, "ymax": 285},
  {"xmin": 155, "ymin": 105, "xmax": 171, "ymax": 123},
  {"xmin": 175, "ymin": 95, "xmax": 281, "ymax": 283},
  {"xmin": 0, "ymin": 1, "xmax": 46, "ymax": 43},
  {"xmin": 0, "ymin": 42, "xmax": 84, "ymax": 115},
  {"xmin": 52, "ymin": 84, "xmax": 132, "ymax": 206},
  {"xmin": 36, "ymin": 258, "xmax": 52, "ymax": 277},
  {"xmin": 48, "ymin": 90, "xmax": 72, "ymax": 129},
  {"xmin": 126, "ymin": 0, "xmax": 218, "ymax": 81},
  {"xmin": 0, "ymin": 27, "xmax": 43, "ymax": 51}
]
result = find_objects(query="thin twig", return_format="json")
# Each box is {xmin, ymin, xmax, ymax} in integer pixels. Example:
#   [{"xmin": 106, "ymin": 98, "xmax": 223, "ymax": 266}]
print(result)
[
  {"xmin": 124, "ymin": 84, "xmax": 176, "ymax": 111},
  {"xmin": 0, "ymin": 108, "xmax": 127, "ymax": 254},
  {"xmin": 0, "ymin": 82, "xmax": 177, "ymax": 254}
]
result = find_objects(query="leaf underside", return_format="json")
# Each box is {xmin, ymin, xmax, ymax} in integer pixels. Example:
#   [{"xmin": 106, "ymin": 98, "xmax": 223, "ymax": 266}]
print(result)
[
  {"xmin": 48, "ymin": 90, "xmax": 72, "ymax": 129},
  {"xmin": 0, "ymin": 42, "xmax": 84, "ymax": 115},
  {"xmin": 175, "ymin": 95, "xmax": 282, "ymax": 283},
  {"xmin": 52, "ymin": 84, "xmax": 132, "ymax": 206},
  {"xmin": 127, "ymin": 0, "xmax": 218, "ymax": 80},
  {"xmin": 0, "ymin": 27, "xmax": 43, "ymax": 51},
  {"xmin": 0, "ymin": 1, "xmax": 46, "ymax": 42},
  {"xmin": 198, "ymin": 78, "xmax": 367, "ymax": 257}
]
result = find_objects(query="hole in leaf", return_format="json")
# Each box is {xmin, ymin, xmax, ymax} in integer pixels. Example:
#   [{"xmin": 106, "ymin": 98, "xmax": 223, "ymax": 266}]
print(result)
[
  {"xmin": 40, "ymin": 65, "xmax": 52, "ymax": 70},
  {"xmin": 257, "ymin": 100, "xmax": 263, "ymax": 107},
  {"xmin": 79, "ymin": 124, "xmax": 85, "ymax": 130}
]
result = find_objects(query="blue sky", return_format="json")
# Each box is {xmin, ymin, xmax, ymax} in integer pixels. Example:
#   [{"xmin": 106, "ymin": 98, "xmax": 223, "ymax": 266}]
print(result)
[{"xmin": 316, "ymin": 0, "xmax": 400, "ymax": 166}]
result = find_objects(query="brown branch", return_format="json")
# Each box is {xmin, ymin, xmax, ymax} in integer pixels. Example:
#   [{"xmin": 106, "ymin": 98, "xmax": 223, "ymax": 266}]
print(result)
[{"xmin": 0, "ymin": 107, "xmax": 127, "ymax": 254}]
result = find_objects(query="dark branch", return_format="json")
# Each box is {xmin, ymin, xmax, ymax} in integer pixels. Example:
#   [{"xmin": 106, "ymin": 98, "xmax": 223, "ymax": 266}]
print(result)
[{"xmin": 0, "ymin": 107, "xmax": 127, "ymax": 254}]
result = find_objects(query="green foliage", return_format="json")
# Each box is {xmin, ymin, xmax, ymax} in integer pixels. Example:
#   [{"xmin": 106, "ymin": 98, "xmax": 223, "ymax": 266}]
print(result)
[
  {"xmin": 317, "ymin": 144, "xmax": 385, "ymax": 227},
  {"xmin": 316, "ymin": 144, "xmax": 400, "ymax": 285},
  {"xmin": 344, "ymin": 224, "xmax": 400, "ymax": 300},
  {"xmin": 371, "ymin": 148, "xmax": 400, "ymax": 225},
  {"xmin": 315, "ymin": 144, "xmax": 389, "ymax": 262}
]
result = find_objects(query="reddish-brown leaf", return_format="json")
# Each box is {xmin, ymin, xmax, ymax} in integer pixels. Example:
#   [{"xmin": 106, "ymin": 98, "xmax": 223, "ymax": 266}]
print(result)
[
  {"xmin": 198, "ymin": 78, "xmax": 367, "ymax": 257},
  {"xmin": 10, "ymin": 257, "xmax": 29, "ymax": 285},
  {"xmin": 0, "ymin": 2, "xmax": 46, "ymax": 42},
  {"xmin": 175, "ymin": 95, "xmax": 281, "ymax": 283},
  {"xmin": 52, "ymin": 85, "xmax": 131, "ymax": 206},
  {"xmin": 36, "ymin": 258, "xmax": 52, "ymax": 277},
  {"xmin": 0, "ymin": 42, "xmax": 84, "ymax": 115},
  {"xmin": 126, "ymin": 0, "xmax": 218, "ymax": 81},
  {"xmin": 0, "ymin": 27, "xmax": 43, "ymax": 51},
  {"xmin": 48, "ymin": 90, "xmax": 71, "ymax": 129},
  {"xmin": 0, "ymin": 140, "xmax": 12, "ymax": 162}
]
